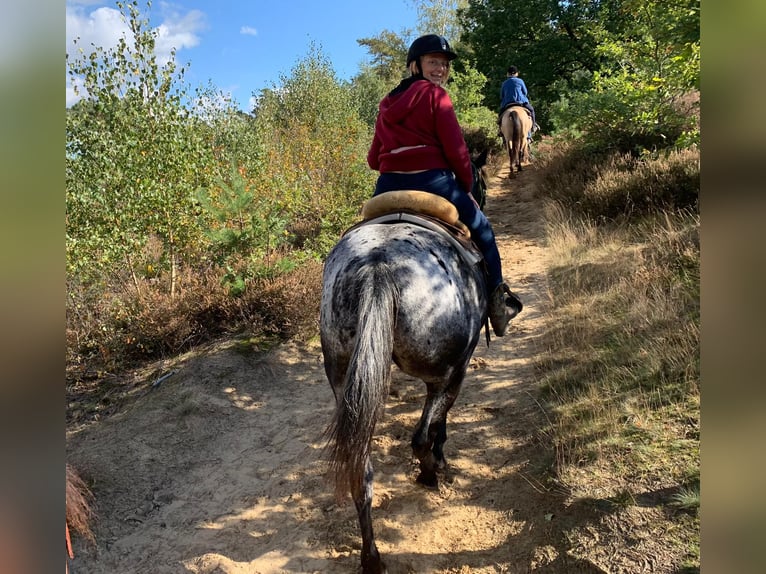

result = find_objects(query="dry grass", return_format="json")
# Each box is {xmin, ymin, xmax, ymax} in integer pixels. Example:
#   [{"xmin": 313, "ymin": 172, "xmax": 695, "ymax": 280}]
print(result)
[
  {"xmin": 66, "ymin": 258, "xmax": 323, "ymax": 427},
  {"xmin": 66, "ymin": 464, "xmax": 95, "ymax": 543},
  {"xmin": 534, "ymin": 141, "xmax": 700, "ymax": 518},
  {"xmin": 539, "ymin": 140, "xmax": 699, "ymax": 221}
]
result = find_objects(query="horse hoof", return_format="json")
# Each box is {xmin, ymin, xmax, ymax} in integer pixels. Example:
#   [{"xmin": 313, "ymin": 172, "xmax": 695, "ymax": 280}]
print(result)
[
  {"xmin": 416, "ymin": 472, "xmax": 439, "ymax": 489},
  {"xmin": 361, "ymin": 556, "xmax": 387, "ymax": 574},
  {"xmin": 441, "ymin": 468, "xmax": 456, "ymax": 484}
]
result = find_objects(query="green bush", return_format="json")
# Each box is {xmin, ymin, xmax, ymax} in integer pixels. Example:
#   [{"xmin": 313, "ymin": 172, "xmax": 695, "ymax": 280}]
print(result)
[{"xmin": 538, "ymin": 141, "xmax": 699, "ymax": 221}]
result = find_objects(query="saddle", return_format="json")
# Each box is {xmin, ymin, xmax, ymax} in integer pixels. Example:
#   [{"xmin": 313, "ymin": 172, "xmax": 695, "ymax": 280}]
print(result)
[
  {"xmin": 356, "ymin": 190, "xmax": 483, "ymax": 266},
  {"xmin": 499, "ymin": 103, "xmax": 531, "ymax": 119}
]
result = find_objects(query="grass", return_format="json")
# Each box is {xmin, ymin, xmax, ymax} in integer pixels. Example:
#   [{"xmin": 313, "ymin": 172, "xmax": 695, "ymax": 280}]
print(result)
[
  {"xmin": 532, "ymin": 137, "xmax": 700, "ymax": 565},
  {"xmin": 671, "ymin": 484, "xmax": 701, "ymax": 511},
  {"xmin": 66, "ymin": 259, "xmax": 324, "ymax": 428}
]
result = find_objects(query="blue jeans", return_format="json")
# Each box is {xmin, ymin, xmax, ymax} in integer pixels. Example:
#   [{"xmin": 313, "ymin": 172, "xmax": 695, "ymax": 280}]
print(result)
[{"xmin": 373, "ymin": 169, "xmax": 503, "ymax": 291}]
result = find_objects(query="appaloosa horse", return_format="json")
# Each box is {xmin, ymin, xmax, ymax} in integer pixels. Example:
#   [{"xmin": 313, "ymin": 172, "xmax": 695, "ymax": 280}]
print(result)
[{"xmin": 321, "ymin": 199, "xmax": 488, "ymax": 573}]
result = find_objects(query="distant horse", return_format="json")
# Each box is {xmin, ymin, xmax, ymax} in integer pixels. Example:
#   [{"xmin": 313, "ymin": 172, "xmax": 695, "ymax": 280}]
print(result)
[
  {"xmin": 499, "ymin": 105, "xmax": 533, "ymax": 176},
  {"xmin": 321, "ymin": 194, "xmax": 488, "ymax": 573}
]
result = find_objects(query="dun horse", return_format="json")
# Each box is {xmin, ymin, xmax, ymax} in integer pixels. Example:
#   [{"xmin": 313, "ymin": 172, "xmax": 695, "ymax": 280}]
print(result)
[
  {"xmin": 500, "ymin": 105, "xmax": 533, "ymax": 176},
  {"xmin": 321, "ymin": 183, "xmax": 490, "ymax": 573}
]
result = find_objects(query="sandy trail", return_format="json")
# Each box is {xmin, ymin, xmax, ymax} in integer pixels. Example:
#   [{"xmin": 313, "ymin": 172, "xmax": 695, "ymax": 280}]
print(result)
[{"xmin": 67, "ymin": 164, "xmax": 610, "ymax": 573}]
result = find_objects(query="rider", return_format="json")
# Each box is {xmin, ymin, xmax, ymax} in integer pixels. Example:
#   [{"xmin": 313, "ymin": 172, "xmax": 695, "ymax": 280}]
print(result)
[
  {"xmin": 367, "ymin": 34, "xmax": 523, "ymax": 336},
  {"xmin": 498, "ymin": 65, "xmax": 538, "ymax": 140}
]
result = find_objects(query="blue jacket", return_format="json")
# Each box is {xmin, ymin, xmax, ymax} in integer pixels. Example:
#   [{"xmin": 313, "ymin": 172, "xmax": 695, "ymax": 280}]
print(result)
[{"xmin": 500, "ymin": 76, "xmax": 529, "ymax": 109}]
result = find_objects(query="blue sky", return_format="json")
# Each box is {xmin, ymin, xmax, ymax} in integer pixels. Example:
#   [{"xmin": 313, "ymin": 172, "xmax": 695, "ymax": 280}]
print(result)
[{"xmin": 66, "ymin": 0, "xmax": 420, "ymax": 111}]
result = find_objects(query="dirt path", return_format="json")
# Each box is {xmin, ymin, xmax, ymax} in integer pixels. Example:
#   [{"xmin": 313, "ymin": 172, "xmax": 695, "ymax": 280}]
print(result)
[{"xmin": 67, "ymin": 165, "xmax": 609, "ymax": 573}]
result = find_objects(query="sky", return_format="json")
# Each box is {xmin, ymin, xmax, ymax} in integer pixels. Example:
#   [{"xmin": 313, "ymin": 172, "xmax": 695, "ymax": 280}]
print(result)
[{"xmin": 66, "ymin": 0, "xmax": 420, "ymax": 111}]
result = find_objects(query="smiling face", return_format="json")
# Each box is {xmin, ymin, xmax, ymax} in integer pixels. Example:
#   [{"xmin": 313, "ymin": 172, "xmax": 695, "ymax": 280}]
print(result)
[{"xmin": 417, "ymin": 53, "xmax": 451, "ymax": 86}]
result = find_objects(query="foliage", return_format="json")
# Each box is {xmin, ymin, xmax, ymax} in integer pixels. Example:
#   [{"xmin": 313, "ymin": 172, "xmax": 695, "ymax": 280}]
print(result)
[
  {"xmin": 459, "ymin": 0, "xmax": 700, "ymax": 147},
  {"xmin": 66, "ymin": 0, "xmax": 214, "ymax": 296},
  {"xmin": 196, "ymin": 163, "xmax": 293, "ymax": 296},
  {"xmin": 539, "ymin": 138, "xmax": 699, "ymax": 220},
  {"xmin": 460, "ymin": 0, "xmax": 605, "ymax": 123},
  {"xmin": 448, "ymin": 64, "xmax": 496, "ymax": 132},
  {"xmin": 250, "ymin": 45, "xmax": 375, "ymax": 253},
  {"xmin": 534, "ymin": 138, "xmax": 699, "ymax": 565},
  {"xmin": 356, "ymin": 29, "xmax": 411, "ymax": 88},
  {"xmin": 548, "ymin": 0, "xmax": 700, "ymax": 151},
  {"xmin": 66, "ymin": 5, "xmax": 374, "ymax": 378},
  {"xmin": 191, "ymin": 82, "xmax": 265, "ymax": 177},
  {"xmin": 348, "ymin": 65, "xmax": 393, "ymax": 128},
  {"xmin": 67, "ymin": 261, "xmax": 322, "ymax": 381},
  {"xmin": 411, "ymin": 0, "xmax": 469, "ymax": 40}
]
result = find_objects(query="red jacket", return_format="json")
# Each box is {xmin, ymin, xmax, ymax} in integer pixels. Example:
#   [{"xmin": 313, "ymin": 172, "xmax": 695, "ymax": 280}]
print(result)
[{"xmin": 367, "ymin": 78, "xmax": 473, "ymax": 195}]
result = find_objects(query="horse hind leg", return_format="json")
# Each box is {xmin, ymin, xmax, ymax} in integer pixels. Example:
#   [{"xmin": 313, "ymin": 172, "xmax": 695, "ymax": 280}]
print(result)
[
  {"xmin": 507, "ymin": 143, "xmax": 517, "ymax": 179},
  {"xmin": 411, "ymin": 418, "xmax": 441, "ymax": 488},
  {"xmin": 354, "ymin": 458, "xmax": 387, "ymax": 574},
  {"xmin": 411, "ymin": 376, "xmax": 464, "ymax": 487},
  {"xmin": 431, "ymin": 420, "xmax": 448, "ymax": 473}
]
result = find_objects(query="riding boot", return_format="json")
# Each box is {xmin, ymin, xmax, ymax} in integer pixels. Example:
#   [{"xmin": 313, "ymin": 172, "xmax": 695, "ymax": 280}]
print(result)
[{"xmin": 488, "ymin": 282, "xmax": 523, "ymax": 337}]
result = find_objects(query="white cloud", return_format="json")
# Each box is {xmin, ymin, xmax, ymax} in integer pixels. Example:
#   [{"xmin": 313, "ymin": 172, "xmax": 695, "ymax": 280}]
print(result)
[
  {"xmin": 240, "ymin": 26, "xmax": 258, "ymax": 36},
  {"xmin": 66, "ymin": 5, "xmax": 131, "ymax": 54},
  {"xmin": 154, "ymin": 6, "xmax": 206, "ymax": 65},
  {"xmin": 66, "ymin": 2, "xmax": 206, "ymax": 106}
]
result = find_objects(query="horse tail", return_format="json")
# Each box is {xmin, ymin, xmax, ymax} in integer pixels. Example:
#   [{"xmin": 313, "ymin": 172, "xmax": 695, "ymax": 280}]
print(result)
[
  {"xmin": 511, "ymin": 110, "xmax": 523, "ymax": 169},
  {"xmin": 326, "ymin": 265, "xmax": 397, "ymax": 500}
]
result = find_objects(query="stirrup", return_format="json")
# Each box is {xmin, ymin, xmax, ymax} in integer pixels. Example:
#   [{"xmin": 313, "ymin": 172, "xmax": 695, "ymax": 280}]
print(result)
[
  {"xmin": 489, "ymin": 283, "xmax": 523, "ymax": 336},
  {"xmin": 502, "ymin": 283, "xmax": 523, "ymax": 317}
]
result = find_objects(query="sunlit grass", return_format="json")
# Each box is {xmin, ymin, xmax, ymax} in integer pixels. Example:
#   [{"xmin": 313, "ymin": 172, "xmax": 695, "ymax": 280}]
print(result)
[
  {"xmin": 534, "ymin": 142, "xmax": 700, "ymax": 502},
  {"xmin": 672, "ymin": 484, "xmax": 700, "ymax": 511}
]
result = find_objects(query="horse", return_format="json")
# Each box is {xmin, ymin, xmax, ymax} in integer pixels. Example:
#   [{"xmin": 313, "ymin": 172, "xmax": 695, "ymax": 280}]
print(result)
[
  {"xmin": 499, "ymin": 105, "xmax": 533, "ymax": 176},
  {"xmin": 320, "ymin": 193, "xmax": 488, "ymax": 573}
]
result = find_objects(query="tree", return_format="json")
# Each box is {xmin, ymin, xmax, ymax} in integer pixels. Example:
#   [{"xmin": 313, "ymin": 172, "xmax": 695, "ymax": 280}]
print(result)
[
  {"xmin": 353, "ymin": 1, "xmax": 495, "ymax": 133},
  {"xmin": 192, "ymin": 82, "xmax": 264, "ymax": 177},
  {"xmin": 249, "ymin": 46, "xmax": 376, "ymax": 256},
  {"xmin": 459, "ymin": 0, "xmax": 699, "ymax": 141},
  {"xmin": 411, "ymin": 0, "xmax": 468, "ymax": 40},
  {"xmin": 448, "ymin": 65, "xmax": 496, "ymax": 130},
  {"xmin": 356, "ymin": 29, "xmax": 411, "ymax": 88},
  {"xmin": 547, "ymin": 0, "xmax": 700, "ymax": 148},
  {"xmin": 460, "ymin": 0, "xmax": 606, "ymax": 122},
  {"xmin": 66, "ymin": 0, "xmax": 213, "ymax": 297},
  {"xmin": 348, "ymin": 65, "xmax": 391, "ymax": 128}
]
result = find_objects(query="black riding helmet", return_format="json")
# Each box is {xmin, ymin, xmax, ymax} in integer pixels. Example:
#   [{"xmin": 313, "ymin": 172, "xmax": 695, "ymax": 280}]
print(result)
[{"xmin": 406, "ymin": 34, "xmax": 458, "ymax": 67}]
